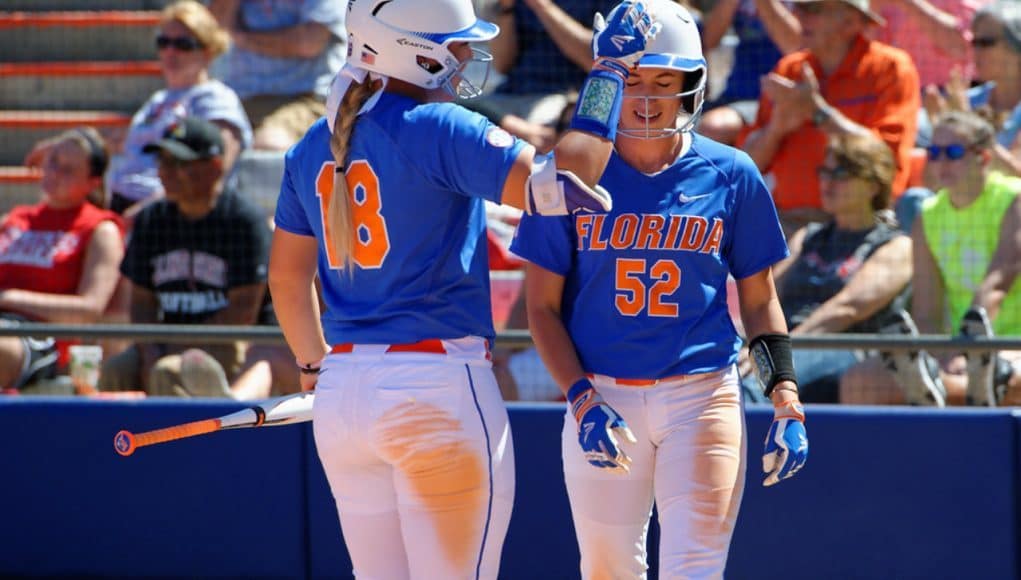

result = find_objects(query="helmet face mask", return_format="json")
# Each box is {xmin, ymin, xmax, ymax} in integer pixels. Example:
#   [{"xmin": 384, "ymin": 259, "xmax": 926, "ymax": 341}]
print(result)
[
  {"xmin": 621, "ymin": 71, "xmax": 706, "ymax": 140},
  {"xmin": 444, "ymin": 47, "xmax": 493, "ymax": 99},
  {"xmin": 346, "ymin": 0, "xmax": 497, "ymax": 99},
  {"xmin": 617, "ymin": 0, "xmax": 707, "ymax": 140}
]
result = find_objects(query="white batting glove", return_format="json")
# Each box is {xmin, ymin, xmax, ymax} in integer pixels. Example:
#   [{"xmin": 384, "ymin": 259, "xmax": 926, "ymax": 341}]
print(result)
[
  {"xmin": 567, "ymin": 378, "xmax": 637, "ymax": 473},
  {"xmin": 763, "ymin": 401, "xmax": 808, "ymax": 487}
]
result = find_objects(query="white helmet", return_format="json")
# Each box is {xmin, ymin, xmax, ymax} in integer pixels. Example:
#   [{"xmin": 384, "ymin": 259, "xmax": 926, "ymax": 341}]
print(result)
[
  {"xmin": 346, "ymin": 0, "xmax": 498, "ymax": 98},
  {"xmin": 621, "ymin": 0, "xmax": 707, "ymax": 139}
]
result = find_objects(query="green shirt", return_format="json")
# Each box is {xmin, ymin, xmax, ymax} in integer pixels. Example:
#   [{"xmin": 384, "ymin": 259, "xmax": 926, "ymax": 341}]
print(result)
[{"xmin": 921, "ymin": 171, "xmax": 1021, "ymax": 334}]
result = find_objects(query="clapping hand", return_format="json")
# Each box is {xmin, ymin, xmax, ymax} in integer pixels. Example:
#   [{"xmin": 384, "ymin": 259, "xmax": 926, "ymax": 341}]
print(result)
[{"xmin": 761, "ymin": 63, "xmax": 825, "ymax": 136}]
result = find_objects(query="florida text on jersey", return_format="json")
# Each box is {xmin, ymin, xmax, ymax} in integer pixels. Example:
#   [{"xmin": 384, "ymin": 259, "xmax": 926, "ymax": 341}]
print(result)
[{"xmin": 512, "ymin": 134, "xmax": 789, "ymax": 379}]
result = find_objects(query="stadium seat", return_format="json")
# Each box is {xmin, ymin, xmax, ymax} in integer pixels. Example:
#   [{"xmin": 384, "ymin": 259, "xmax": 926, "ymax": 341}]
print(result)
[{"xmin": 234, "ymin": 150, "xmax": 287, "ymax": 221}]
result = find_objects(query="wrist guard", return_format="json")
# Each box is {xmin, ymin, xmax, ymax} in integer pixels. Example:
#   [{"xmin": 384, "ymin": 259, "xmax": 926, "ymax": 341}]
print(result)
[
  {"xmin": 749, "ymin": 333, "xmax": 797, "ymax": 397},
  {"xmin": 568, "ymin": 63, "xmax": 626, "ymax": 142}
]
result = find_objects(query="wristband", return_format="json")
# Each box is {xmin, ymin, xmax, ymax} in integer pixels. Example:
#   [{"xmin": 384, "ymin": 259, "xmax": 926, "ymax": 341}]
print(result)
[
  {"xmin": 568, "ymin": 65, "xmax": 625, "ymax": 142},
  {"xmin": 812, "ymin": 103, "xmax": 834, "ymax": 127},
  {"xmin": 296, "ymin": 359, "xmax": 321, "ymax": 375},
  {"xmin": 749, "ymin": 333, "xmax": 798, "ymax": 397},
  {"xmin": 774, "ymin": 400, "xmax": 806, "ymax": 422},
  {"xmin": 566, "ymin": 378, "xmax": 598, "ymax": 425}
]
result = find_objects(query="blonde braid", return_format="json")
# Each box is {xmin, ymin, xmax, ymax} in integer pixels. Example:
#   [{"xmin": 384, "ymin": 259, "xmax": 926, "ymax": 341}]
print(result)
[{"xmin": 327, "ymin": 78, "xmax": 380, "ymax": 271}]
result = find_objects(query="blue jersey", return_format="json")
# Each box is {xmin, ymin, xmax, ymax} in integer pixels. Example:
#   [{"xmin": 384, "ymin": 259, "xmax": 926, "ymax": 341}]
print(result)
[
  {"xmin": 510, "ymin": 135, "xmax": 788, "ymax": 379},
  {"xmin": 274, "ymin": 93, "xmax": 526, "ymax": 345}
]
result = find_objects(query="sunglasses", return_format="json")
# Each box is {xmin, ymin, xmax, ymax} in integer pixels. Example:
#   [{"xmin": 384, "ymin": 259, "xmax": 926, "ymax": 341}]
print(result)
[
  {"xmin": 971, "ymin": 36, "xmax": 1000, "ymax": 49},
  {"xmin": 156, "ymin": 35, "xmax": 203, "ymax": 52},
  {"xmin": 927, "ymin": 144, "xmax": 971, "ymax": 161},
  {"xmin": 816, "ymin": 165, "xmax": 855, "ymax": 181}
]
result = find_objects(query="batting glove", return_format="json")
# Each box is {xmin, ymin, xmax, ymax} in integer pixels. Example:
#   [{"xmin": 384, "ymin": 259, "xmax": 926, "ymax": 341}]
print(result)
[
  {"xmin": 763, "ymin": 401, "xmax": 808, "ymax": 487},
  {"xmin": 567, "ymin": 378, "xmax": 637, "ymax": 473},
  {"xmin": 592, "ymin": 1, "xmax": 662, "ymax": 77}
]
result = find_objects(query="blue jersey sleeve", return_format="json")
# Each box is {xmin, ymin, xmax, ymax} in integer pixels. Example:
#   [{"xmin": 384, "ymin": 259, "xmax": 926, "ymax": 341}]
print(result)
[
  {"xmin": 400, "ymin": 103, "xmax": 526, "ymax": 204},
  {"xmin": 273, "ymin": 150, "xmax": 315, "ymax": 237},
  {"xmin": 726, "ymin": 151, "xmax": 789, "ymax": 279},
  {"xmin": 510, "ymin": 212, "xmax": 574, "ymax": 275}
]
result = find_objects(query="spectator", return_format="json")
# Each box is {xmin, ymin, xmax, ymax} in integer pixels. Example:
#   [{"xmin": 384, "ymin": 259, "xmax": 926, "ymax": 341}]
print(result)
[
  {"xmin": 468, "ymin": 0, "xmax": 617, "ymax": 148},
  {"xmin": 103, "ymin": 0, "xmax": 252, "ymax": 217},
  {"xmin": 840, "ymin": 110, "xmax": 1021, "ymax": 406},
  {"xmin": 98, "ymin": 117, "xmax": 271, "ymax": 398},
  {"xmin": 698, "ymin": 0, "xmax": 801, "ymax": 145},
  {"xmin": 739, "ymin": 131, "xmax": 911, "ymax": 403},
  {"xmin": 741, "ymin": 0, "xmax": 920, "ymax": 236},
  {"xmin": 0, "ymin": 129, "xmax": 124, "ymax": 391},
  {"xmin": 969, "ymin": 3, "xmax": 1021, "ymax": 162},
  {"xmin": 875, "ymin": 0, "xmax": 992, "ymax": 150},
  {"xmin": 209, "ymin": 0, "xmax": 346, "ymax": 151},
  {"xmin": 873, "ymin": 0, "xmax": 987, "ymax": 90},
  {"xmin": 926, "ymin": 3, "xmax": 1021, "ymax": 170}
]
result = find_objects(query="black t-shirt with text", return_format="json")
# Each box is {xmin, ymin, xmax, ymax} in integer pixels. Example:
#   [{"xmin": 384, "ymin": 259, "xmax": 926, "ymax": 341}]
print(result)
[{"xmin": 121, "ymin": 188, "xmax": 270, "ymax": 324}]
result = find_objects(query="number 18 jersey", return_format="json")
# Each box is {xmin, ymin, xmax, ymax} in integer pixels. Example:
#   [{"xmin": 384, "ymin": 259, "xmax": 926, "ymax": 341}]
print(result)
[{"xmin": 274, "ymin": 92, "xmax": 526, "ymax": 346}]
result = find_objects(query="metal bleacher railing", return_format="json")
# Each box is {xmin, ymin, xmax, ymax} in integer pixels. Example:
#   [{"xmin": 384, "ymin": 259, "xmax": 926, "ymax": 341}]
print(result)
[{"xmin": 1, "ymin": 322, "xmax": 1020, "ymax": 354}]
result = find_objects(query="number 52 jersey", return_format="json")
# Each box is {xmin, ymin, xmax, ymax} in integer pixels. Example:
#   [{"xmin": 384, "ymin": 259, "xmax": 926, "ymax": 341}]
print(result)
[{"xmin": 511, "ymin": 134, "xmax": 789, "ymax": 380}]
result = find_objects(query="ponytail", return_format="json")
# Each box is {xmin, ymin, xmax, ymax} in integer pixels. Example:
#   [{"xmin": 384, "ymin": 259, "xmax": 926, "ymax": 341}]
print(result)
[{"xmin": 327, "ymin": 78, "xmax": 381, "ymax": 271}]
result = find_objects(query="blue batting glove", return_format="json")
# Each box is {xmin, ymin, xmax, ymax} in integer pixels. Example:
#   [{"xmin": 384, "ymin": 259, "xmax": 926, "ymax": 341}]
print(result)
[
  {"xmin": 591, "ymin": 1, "xmax": 662, "ymax": 76},
  {"xmin": 567, "ymin": 378, "xmax": 637, "ymax": 473},
  {"xmin": 763, "ymin": 401, "xmax": 808, "ymax": 487}
]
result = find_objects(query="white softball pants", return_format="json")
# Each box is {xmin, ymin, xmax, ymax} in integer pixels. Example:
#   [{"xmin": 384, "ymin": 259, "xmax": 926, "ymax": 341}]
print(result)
[
  {"xmin": 312, "ymin": 338, "xmax": 515, "ymax": 580},
  {"xmin": 563, "ymin": 366, "xmax": 746, "ymax": 580}
]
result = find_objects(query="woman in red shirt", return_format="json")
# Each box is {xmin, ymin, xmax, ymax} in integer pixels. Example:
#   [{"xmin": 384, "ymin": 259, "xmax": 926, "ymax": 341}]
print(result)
[{"xmin": 0, "ymin": 128, "xmax": 124, "ymax": 391}]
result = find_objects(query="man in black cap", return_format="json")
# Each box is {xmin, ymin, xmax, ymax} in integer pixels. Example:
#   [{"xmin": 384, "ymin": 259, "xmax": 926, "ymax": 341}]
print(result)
[{"xmin": 98, "ymin": 116, "xmax": 271, "ymax": 397}]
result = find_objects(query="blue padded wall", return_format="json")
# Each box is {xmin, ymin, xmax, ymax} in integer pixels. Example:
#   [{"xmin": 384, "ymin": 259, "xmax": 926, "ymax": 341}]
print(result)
[{"xmin": 0, "ymin": 399, "xmax": 1017, "ymax": 579}]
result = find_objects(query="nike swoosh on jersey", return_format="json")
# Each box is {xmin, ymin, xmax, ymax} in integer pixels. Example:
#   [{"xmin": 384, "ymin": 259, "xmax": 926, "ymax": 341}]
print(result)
[{"xmin": 678, "ymin": 193, "xmax": 711, "ymax": 203}]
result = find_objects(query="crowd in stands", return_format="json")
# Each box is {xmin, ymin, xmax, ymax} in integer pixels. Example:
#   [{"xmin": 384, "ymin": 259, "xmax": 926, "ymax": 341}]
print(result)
[{"xmin": 2, "ymin": 0, "xmax": 1020, "ymax": 408}]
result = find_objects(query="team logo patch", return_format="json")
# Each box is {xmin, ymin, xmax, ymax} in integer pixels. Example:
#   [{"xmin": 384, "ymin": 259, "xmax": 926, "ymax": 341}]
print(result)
[{"xmin": 485, "ymin": 127, "xmax": 514, "ymax": 148}]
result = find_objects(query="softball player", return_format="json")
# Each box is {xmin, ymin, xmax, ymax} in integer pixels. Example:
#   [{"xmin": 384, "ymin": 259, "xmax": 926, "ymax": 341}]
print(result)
[
  {"xmin": 511, "ymin": 1, "xmax": 808, "ymax": 577},
  {"xmin": 268, "ymin": 0, "xmax": 659, "ymax": 577}
]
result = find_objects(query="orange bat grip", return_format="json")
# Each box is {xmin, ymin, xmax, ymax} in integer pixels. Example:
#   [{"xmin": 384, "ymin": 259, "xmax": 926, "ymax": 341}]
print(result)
[{"xmin": 132, "ymin": 418, "xmax": 222, "ymax": 450}]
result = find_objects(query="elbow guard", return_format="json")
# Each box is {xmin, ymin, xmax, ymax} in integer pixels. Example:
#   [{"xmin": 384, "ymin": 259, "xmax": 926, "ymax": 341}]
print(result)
[
  {"xmin": 525, "ymin": 152, "xmax": 612, "ymax": 216},
  {"xmin": 749, "ymin": 333, "xmax": 798, "ymax": 397}
]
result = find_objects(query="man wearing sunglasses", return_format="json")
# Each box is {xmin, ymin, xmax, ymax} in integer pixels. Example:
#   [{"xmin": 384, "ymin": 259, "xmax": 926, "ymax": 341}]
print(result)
[
  {"xmin": 208, "ymin": 0, "xmax": 347, "ymax": 152},
  {"xmin": 741, "ymin": 0, "xmax": 920, "ymax": 237},
  {"xmin": 98, "ymin": 117, "xmax": 271, "ymax": 398}
]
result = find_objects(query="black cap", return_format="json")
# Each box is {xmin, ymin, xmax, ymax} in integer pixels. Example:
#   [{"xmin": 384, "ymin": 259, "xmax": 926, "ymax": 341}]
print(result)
[{"xmin": 143, "ymin": 116, "xmax": 224, "ymax": 161}]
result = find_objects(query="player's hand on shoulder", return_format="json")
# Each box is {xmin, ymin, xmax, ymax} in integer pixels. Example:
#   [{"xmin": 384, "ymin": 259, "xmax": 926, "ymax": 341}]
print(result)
[
  {"xmin": 567, "ymin": 378, "xmax": 636, "ymax": 473},
  {"xmin": 763, "ymin": 389, "xmax": 808, "ymax": 487},
  {"xmin": 592, "ymin": 1, "xmax": 663, "ymax": 75}
]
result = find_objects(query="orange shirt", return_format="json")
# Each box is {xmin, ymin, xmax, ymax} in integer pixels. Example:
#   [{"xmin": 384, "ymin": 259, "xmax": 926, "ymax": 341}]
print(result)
[{"xmin": 747, "ymin": 35, "xmax": 920, "ymax": 212}]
